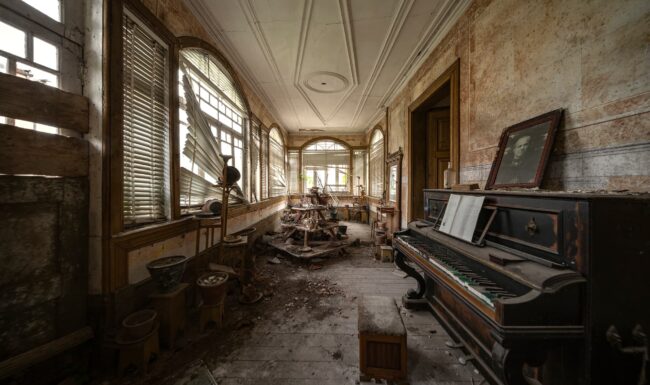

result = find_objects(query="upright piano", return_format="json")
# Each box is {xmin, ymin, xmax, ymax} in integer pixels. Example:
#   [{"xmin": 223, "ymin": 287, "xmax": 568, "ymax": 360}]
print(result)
[{"xmin": 394, "ymin": 189, "xmax": 649, "ymax": 385}]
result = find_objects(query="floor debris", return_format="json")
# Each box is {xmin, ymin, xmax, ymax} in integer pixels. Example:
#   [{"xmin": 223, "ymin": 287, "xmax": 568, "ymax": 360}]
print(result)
[{"xmin": 267, "ymin": 256, "xmax": 281, "ymax": 264}]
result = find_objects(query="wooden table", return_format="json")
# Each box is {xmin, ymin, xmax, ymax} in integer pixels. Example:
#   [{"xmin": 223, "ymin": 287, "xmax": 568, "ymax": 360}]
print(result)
[
  {"xmin": 294, "ymin": 223, "xmax": 338, "ymax": 252},
  {"xmin": 374, "ymin": 206, "xmax": 396, "ymax": 239}
]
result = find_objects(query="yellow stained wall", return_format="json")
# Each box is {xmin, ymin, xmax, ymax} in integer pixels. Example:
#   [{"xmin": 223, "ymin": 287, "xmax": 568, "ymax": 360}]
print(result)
[{"xmin": 379, "ymin": 0, "xmax": 649, "ymax": 226}]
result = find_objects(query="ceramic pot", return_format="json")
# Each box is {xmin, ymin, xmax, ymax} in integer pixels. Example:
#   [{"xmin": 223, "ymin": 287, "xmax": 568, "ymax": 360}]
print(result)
[
  {"xmin": 122, "ymin": 309, "xmax": 157, "ymax": 340},
  {"xmin": 197, "ymin": 272, "xmax": 229, "ymax": 306},
  {"xmin": 146, "ymin": 255, "xmax": 188, "ymax": 293}
]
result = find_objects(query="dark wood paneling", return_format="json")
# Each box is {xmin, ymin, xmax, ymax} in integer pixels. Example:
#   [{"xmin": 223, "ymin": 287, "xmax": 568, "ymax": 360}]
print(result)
[
  {"xmin": 0, "ymin": 176, "xmax": 88, "ymax": 360},
  {"xmin": 0, "ymin": 73, "xmax": 89, "ymax": 132},
  {"xmin": 0, "ymin": 124, "xmax": 88, "ymax": 177}
]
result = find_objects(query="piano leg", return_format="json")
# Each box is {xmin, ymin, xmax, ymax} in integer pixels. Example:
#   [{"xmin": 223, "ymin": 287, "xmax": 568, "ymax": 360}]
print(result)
[
  {"xmin": 394, "ymin": 249, "xmax": 427, "ymax": 310},
  {"xmin": 492, "ymin": 342, "xmax": 528, "ymax": 385}
]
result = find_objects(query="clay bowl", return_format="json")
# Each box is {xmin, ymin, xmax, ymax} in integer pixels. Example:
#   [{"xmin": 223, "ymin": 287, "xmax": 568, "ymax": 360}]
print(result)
[
  {"xmin": 197, "ymin": 272, "xmax": 229, "ymax": 306},
  {"xmin": 146, "ymin": 255, "xmax": 188, "ymax": 293},
  {"xmin": 122, "ymin": 309, "xmax": 157, "ymax": 340}
]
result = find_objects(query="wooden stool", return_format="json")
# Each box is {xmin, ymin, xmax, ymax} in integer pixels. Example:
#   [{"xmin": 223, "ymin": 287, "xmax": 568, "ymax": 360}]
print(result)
[
  {"xmin": 220, "ymin": 236, "xmax": 247, "ymax": 270},
  {"xmin": 380, "ymin": 245, "xmax": 394, "ymax": 262},
  {"xmin": 149, "ymin": 283, "xmax": 188, "ymax": 349},
  {"xmin": 199, "ymin": 301, "xmax": 225, "ymax": 332},
  {"xmin": 116, "ymin": 323, "xmax": 160, "ymax": 377},
  {"xmin": 358, "ymin": 296, "xmax": 407, "ymax": 383}
]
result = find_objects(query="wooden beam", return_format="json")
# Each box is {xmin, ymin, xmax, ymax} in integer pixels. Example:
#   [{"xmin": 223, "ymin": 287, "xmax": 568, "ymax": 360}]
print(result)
[
  {"xmin": 0, "ymin": 327, "xmax": 93, "ymax": 380},
  {"xmin": 0, "ymin": 124, "xmax": 88, "ymax": 177},
  {"xmin": 0, "ymin": 73, "xmax": 89, "ymax": 133}
]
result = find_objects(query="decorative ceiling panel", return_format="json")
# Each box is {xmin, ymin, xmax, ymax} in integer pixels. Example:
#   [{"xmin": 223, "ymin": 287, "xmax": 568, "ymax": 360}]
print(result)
[{"xmin": 185, "ymin": 0, "xmax": 471, "ymax": 132}]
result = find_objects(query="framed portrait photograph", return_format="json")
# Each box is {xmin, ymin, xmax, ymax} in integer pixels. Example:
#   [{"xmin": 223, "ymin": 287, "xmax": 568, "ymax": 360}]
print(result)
[{"xmin": 485, "ymin": 109, "xmax": 562, "ymax": 189}]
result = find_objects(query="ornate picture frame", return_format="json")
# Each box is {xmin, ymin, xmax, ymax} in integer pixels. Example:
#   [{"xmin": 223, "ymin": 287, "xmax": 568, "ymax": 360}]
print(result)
[{"xmin": 485, "ymin": 109, "xmax": 562, "ymax": 190}]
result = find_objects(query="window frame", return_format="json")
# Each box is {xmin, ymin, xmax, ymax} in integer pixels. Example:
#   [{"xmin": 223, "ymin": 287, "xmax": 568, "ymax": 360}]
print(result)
[
  {"xmin": 108, "ymin": 0, "xmax": 178, "ymax": 234},
  {"xmin": 0, "ymin": 0, "xmax": 83, "ymax": 133},
  {"xmin": 177, "ymin": 45, "xmax": 249, "ymax": 213},
  {"xmin": 368, "ymin": 126, "xmax": 385, "ymax": 198},
  {"xmin": 299, "ymin": 137, "xmax": 352, "ymax": 195},
  {"xmin": 268, "ymin": 125, "xmax": 286, "ymax": 197}
]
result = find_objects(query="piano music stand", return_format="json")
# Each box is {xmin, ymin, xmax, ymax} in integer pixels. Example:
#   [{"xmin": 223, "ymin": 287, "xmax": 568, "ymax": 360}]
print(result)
[{"xmin": 430, "ymin": 202, "xmax": 498, "ymax": 247}]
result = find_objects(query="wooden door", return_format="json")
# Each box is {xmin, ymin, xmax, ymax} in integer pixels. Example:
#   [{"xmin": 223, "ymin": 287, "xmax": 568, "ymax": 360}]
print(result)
[{"xmin": 426, "ymin": 108, "xmax": 450, "ymax": 188}]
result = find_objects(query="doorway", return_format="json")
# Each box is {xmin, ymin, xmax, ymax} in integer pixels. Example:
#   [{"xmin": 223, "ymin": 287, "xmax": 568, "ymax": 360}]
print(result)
[
  {"xmin": 408, "ymin": 60, "xmax": 460, "ymax": 221},
  {"xmin": 427, "ymin": 104, "xmax": 451, "ymax": 189}
]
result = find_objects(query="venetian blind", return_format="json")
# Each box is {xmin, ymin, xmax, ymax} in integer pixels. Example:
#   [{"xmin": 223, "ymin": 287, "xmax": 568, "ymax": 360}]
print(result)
[
  {"xmin": 368, "ymin": 131, "xmax": 384, "ymax": 197},
  {"xmin": 287, "ymin": 150, "xmax": 299, "ymax": 194},
  {"xmin": 179, "ymin": 71, "xmax": 222, "ymax": 208},
  {"xmin": 181, "ymin": 48, "xmax": 244, "ymax": 112},
  {"xmin": 353, "ymin": 149, "xmax": 367, "ymax": 195},
  {"xmin": 249, "ymin": 119, "xmax": 260, "ymax": 202},
  {"xmin": 269, "ymin": 129, "xmax": 285, "ymax": 197},
  {"xmin": 260, "ymin": 129, "xmax": 269, "ymax": 199},
  {"xmin": 122, "ymin": 10, "xmax": 170, "ymax": 225}
]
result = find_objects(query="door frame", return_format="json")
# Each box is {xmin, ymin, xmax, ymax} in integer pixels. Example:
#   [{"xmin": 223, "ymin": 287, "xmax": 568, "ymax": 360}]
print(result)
[{"xmin": 407, "ymin": 59, "xmax": 460, "ymax": 222}]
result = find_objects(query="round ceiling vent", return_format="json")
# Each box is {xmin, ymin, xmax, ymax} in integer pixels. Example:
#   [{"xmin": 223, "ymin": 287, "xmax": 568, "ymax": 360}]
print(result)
[{"xmin": 303, "ymin": 71, "xmax": 349, "ymax": 93}]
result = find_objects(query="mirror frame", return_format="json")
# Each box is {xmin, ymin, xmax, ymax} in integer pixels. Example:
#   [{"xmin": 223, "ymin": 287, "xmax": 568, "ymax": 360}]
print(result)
[{"xmin": 385, "ymin": 147, "xmax": 403, "ymax": 228}]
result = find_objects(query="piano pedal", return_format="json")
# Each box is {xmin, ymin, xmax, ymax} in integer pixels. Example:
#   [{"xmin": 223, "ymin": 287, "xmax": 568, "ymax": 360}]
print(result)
[
  {"xmin": 458, "ymin": 354, "xmax": 475, "ymax": 365},
  {"xmin": 445, "ymin": 341, "xmax": 464, "ymax": 349}
]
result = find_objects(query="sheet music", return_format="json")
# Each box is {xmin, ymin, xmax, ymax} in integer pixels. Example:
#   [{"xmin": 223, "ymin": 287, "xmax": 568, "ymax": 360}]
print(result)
[{"xmin": 439, "ymin": 194, "xmax": 485, "ymax": 242}]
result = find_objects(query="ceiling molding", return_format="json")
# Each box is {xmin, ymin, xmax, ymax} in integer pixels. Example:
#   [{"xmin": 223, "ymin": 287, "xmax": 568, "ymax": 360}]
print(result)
[
  {"xmin": 369, "ymin": 0, "xmax": 472, "ymax": 124},
  {"xmin": 292, "ymin": 0, "xmax": 359, "ymax": 126},
  {"xmin": 291, "ymin": 130, "xmax": 365, "ymax": 137},
  {"xmin": 184, "ymin": 0, "xmax": 287, "ymax": 127},
  {"xmin": 323, "ymin": 0, "xmax": 359, "ymax": 122},
  {"xmin": 349, "ymin": 0, "xmax": 414, "ymax": 128},
  {"xmin": 238, "ymin": 0, "xmax": 305, "ymax": 128},
  {"xmin": 187, "ymin": 0, "xmax": 471, "ymax": 134},
  {"xmin": 292, "ymin": 0, "xmax": 324, "ymax": 124}
]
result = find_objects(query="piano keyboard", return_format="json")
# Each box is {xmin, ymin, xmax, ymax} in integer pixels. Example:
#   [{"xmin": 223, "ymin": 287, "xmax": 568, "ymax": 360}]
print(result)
[{"xmin": 396, "ymin": 235, "xmax": 519, "ymax": 308}]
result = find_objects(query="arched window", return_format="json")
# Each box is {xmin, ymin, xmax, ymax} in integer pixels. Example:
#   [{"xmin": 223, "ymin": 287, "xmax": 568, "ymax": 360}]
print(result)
[
  {"xmin": 302, "ymin": 139, "xmax": 350, "ymax": 194},
  {"xmin": 178, "ymin": 46, "xmax": 248, "ymax": 212},
  {"xmin": 269, "ymin": 127, "xmax": 286, "ymax": 197},
  {"xmin": 368, "ymin": 128, "xmax": 384, "ymax": 197}
]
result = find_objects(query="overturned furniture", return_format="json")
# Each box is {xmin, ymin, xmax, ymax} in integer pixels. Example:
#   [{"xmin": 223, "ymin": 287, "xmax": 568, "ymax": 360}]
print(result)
[
  {"xmin": 358, "ymin": 295, "xmax": 407, "ymax": 383},
  {"xmin": 271, "ymin": 187, "xmax": 349, "ymax": 258}
]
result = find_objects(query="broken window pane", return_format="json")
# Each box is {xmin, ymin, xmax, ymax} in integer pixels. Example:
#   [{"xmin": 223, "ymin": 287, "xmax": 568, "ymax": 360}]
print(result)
[
  {"xmin": 16, "ymin": 62, "xmax": 58, "ymax": 87},
  {"xmin": 21, "ymin": 0, "xmax": 61, "ymax": 22},
  {"xmin": 0, "ymin": 21, "xmax": 26, "ymax": 58},
  {"xmin": 33, "ymin": 36, "xmax": 59, "ymax": 70}
]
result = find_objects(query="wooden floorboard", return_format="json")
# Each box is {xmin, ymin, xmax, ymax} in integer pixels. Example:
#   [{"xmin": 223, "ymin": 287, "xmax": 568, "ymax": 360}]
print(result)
[{"xmin": 206, "ymin": 222, "xmax": 486, "ymax": 385}]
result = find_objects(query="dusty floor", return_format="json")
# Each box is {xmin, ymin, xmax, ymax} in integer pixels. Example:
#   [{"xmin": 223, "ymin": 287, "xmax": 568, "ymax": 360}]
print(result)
[{"xmin": 114, "ymin": 222, "xmax": 485, "ymax": 385}]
